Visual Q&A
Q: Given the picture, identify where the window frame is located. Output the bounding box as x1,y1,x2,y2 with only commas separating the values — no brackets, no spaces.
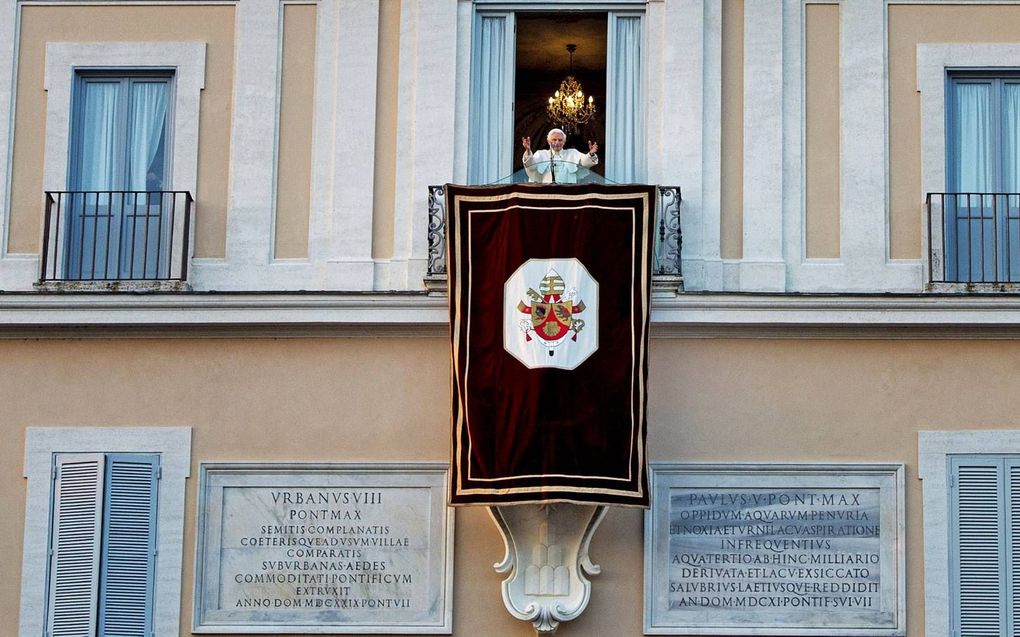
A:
919,430,1020,637
19,427,191,637
68,70,176,193
42,42,205,216
947,454,1020,636
945,71,1020,194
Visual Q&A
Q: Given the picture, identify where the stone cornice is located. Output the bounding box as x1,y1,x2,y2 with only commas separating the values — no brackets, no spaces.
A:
3,291,1020,338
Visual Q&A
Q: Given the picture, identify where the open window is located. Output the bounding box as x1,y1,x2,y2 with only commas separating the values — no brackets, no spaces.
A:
467,9,644,185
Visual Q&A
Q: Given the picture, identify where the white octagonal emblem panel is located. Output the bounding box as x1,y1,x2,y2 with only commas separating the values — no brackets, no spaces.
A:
503,258,599,370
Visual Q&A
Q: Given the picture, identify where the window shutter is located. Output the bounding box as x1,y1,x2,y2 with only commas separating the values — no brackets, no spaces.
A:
97,454,159,637
47,453,105,637
1007,459,1020,636
952,458,1006,636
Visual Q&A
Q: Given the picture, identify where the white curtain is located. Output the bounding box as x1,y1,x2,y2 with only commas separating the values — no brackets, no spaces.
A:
127,82,168,191
606,15,643,183
954,83,992,192
1005,84,1020,280
951,83,993,281
78,81,119,190
1004,84,1020,192
468,14,514,184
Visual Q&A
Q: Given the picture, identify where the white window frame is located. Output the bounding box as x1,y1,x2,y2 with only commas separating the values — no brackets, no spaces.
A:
916,44,1020,268
43,41,205,203
918,430,1020,637
19,427,192,637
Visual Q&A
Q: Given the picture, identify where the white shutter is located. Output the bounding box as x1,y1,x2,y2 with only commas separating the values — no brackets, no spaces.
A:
97,454,158,637
952,458,1006,636
47,453,105,637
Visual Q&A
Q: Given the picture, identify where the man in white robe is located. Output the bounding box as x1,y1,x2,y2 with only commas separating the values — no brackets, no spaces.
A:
522,128,599,184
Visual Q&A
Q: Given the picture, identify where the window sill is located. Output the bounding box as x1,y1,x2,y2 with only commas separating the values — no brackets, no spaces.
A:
34,280,190,293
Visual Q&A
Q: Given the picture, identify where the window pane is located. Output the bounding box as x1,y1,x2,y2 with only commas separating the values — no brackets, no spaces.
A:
1003,84,1020,193
126,81,169,192
78,81,120,191
952,82,994,192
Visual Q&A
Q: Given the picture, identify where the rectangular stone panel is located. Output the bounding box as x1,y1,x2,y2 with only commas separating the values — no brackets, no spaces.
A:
194,464,453,634
644,464,904,636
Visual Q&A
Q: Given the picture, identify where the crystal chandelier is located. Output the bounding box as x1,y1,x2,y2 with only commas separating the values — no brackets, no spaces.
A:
546,44,596,135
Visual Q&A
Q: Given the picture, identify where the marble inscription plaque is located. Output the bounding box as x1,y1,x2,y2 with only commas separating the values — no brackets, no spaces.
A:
194,464,453,634
644,464,904,636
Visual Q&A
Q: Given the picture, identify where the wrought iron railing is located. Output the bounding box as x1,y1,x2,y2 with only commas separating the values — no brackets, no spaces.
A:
41,190,194,282
425,185,683,285
927,192,1020,285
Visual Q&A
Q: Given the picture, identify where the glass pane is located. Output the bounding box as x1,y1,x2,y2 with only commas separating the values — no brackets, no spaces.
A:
952,82,994,192
1003,83,1020,193
126,81,169,192
77,81,120,191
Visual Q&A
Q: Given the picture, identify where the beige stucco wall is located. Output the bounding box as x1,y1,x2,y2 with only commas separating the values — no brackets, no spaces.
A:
6,5,235,258
371,0,401,262
805,3,840,260
720,0,744,261
274,4,317,260
888,4,1020,260
5,335,1020,634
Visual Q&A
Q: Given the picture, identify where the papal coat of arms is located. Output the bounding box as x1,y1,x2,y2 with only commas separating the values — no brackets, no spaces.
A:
516,269,586,349
503,258,599,370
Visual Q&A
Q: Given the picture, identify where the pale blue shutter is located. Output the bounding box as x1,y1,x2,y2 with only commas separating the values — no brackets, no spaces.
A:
951,457,1007,636
97,454,159,637
47,454,106,637
1007,459,1020,636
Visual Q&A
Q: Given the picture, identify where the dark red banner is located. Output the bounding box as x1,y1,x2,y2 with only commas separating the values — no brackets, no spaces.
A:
447,183,655,507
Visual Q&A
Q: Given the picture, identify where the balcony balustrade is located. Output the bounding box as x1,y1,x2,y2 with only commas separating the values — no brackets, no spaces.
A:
40,190,194,283
927,192,1020,287
426,185,682,292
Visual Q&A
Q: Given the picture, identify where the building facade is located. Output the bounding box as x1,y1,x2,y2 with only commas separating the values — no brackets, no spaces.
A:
3,0,1020,635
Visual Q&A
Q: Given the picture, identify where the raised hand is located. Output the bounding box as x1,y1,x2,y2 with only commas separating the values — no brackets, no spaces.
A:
588,140,599,154
522,136,532,152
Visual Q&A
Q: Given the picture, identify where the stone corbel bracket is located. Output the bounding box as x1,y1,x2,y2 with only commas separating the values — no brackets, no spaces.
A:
489,503,609,635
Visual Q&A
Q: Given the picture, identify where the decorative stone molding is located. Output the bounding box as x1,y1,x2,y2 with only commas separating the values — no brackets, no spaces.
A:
489,503,608,635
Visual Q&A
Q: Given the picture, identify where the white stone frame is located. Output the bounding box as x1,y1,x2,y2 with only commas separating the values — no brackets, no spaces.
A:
43,42,205,198
918,430,1020,637
916,44,1020,203
916,43,1020,285
0,0,27,290
19,426,193,637
447,0,720,293
27,41,206,287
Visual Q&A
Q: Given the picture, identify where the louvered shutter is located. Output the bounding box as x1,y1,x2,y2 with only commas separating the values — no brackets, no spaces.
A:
97,454,158,637
951,457,1007,636
1006,458,1020,636
47,453,106,637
